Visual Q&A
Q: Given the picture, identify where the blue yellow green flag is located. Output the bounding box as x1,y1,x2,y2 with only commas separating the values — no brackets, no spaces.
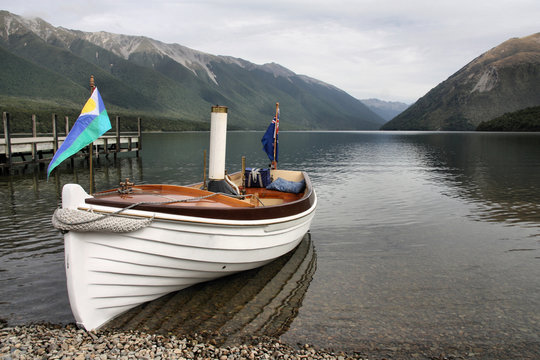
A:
47,87,111,178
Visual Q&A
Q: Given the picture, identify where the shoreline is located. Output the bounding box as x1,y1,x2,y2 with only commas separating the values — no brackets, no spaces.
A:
2,323,540,359
1,323,359,360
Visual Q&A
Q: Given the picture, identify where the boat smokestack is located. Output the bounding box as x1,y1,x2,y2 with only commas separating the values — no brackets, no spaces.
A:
208,105,228,181
207,106,237,194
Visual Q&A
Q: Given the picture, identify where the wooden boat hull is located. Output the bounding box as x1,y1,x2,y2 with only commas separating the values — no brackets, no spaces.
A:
61,174,316,330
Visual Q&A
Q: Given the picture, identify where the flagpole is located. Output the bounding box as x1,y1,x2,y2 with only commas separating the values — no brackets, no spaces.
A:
89,75,95,195
272,102,279,170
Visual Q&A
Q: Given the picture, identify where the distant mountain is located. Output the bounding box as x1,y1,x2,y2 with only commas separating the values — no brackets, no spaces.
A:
0,10,385,130
360,98,409,121
382,33,540,130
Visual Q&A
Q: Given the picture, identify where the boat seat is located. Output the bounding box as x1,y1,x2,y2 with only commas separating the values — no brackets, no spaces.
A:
243,187,303,205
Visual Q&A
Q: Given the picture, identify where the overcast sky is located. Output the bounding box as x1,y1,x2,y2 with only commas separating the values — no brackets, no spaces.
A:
2,0,539,103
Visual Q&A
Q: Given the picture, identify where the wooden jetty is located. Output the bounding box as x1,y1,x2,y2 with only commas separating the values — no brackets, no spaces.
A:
1,111,142,170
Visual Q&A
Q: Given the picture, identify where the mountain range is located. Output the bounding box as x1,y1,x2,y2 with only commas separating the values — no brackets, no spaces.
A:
360,99,409,121
383,33,540,130
0,10,385,131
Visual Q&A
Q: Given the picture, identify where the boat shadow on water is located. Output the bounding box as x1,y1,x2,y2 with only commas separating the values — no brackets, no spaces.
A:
103,233,316,346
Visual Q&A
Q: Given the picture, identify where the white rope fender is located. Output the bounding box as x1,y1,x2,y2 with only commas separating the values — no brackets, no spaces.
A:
52,208,153,233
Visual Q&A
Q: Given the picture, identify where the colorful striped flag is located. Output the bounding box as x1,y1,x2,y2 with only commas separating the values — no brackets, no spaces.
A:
47,87,111,178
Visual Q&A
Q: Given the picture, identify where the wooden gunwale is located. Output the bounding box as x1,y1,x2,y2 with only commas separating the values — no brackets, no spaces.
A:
85,172,315,221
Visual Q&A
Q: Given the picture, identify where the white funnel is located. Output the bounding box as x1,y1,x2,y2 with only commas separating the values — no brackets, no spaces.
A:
208,106,228,180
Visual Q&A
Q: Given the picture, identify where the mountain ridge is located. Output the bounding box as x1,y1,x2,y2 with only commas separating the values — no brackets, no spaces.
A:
0,10,384,130
382,33,540,130
360,98,409,121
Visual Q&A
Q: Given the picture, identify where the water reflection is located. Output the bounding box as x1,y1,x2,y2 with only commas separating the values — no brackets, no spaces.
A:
0,155,145,325
104,234,316,346
284,131,540,228
1,131,539,358
405,132,540,227
278,131,539,357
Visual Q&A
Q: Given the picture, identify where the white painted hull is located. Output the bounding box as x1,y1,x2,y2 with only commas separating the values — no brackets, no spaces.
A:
62,184,316,331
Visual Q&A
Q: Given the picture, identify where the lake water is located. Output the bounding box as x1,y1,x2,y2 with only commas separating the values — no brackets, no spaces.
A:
1,131,539,358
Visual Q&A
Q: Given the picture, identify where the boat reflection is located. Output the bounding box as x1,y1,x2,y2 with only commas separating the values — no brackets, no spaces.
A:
104,233,316,346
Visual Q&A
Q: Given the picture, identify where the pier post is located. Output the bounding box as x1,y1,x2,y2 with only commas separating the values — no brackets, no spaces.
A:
137,117,142,156
52,113,58,153
3,112,12,168
104,138,109,158
32,114,37,162
32,115,37,137
115,116,120,159
64,116,74,167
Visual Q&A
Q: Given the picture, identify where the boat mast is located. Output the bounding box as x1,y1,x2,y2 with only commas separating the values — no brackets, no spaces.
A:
272,102,279,170
89,75,95,195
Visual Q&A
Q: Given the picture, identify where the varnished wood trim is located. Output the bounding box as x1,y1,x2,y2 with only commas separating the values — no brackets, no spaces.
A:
86,172,315,221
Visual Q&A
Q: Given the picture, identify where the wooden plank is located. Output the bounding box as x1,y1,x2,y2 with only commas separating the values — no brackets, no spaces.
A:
13,136,133,149
2,112,11,166
52,113,58,153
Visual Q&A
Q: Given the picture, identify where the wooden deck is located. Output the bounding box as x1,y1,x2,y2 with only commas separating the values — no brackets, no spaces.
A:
0,135,140,165
1,112,141,169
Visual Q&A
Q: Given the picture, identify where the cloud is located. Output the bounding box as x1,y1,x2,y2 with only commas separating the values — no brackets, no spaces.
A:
2,0,540,103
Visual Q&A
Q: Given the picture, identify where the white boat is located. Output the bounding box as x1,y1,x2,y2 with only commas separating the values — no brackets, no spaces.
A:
53,105,317,331
103,233,317,346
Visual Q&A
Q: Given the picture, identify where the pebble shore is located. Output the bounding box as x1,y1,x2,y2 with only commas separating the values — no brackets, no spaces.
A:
0,323,359,360
3,323,538,359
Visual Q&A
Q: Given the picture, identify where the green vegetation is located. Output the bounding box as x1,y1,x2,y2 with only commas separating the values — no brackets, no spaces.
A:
0,11,385,131
476,106,540,131
1,99,209,134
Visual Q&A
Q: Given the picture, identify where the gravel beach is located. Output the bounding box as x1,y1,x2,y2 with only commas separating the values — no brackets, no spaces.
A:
0,323,360,360
2,322,540,359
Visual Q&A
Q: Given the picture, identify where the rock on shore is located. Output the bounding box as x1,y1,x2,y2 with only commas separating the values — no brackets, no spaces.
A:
0,323,359,359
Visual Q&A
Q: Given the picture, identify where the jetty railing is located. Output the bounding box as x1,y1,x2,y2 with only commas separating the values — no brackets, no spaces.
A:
1,111,142,170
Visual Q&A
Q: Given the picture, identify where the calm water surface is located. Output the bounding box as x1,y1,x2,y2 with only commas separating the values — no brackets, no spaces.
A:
0,131,539,357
